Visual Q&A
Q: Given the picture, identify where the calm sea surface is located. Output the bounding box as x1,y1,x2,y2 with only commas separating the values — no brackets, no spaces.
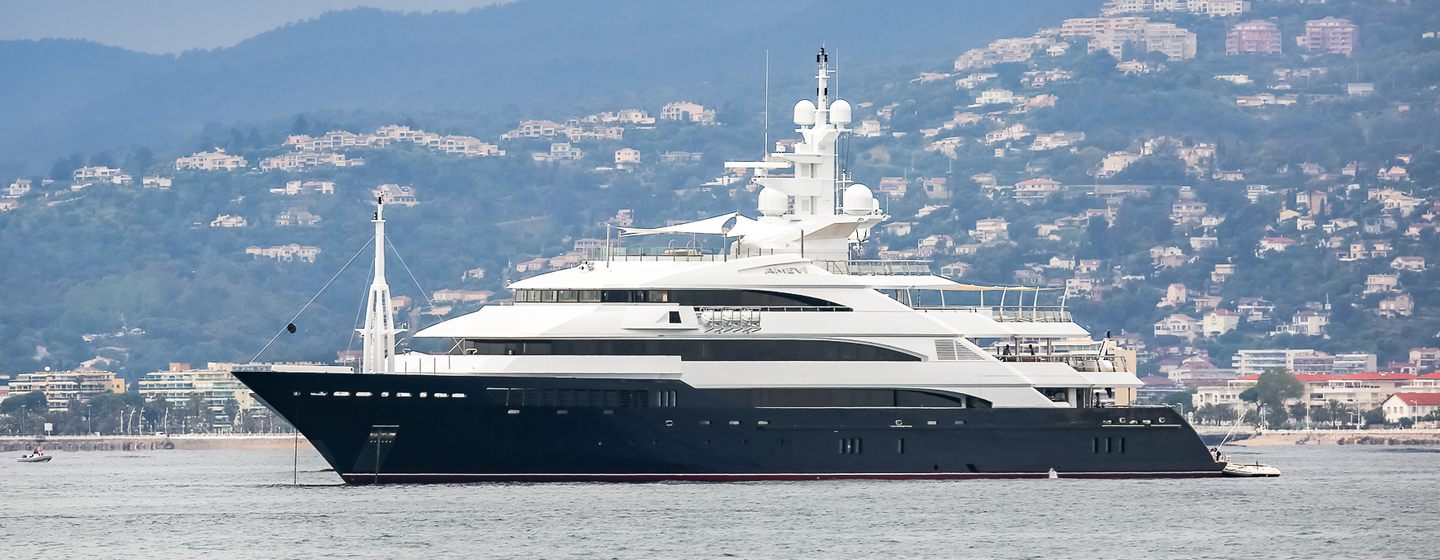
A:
2,445,1438,559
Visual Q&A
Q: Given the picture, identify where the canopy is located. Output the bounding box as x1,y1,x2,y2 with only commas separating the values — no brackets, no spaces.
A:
619,212,796,239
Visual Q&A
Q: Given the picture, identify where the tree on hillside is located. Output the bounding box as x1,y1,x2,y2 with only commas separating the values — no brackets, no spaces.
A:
1240,368,1303,428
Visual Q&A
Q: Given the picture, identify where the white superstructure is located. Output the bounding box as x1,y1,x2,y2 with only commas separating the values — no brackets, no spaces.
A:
390,49,1141,409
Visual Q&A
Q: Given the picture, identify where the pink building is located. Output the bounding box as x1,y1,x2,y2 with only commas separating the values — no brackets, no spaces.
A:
1226,20,1281,55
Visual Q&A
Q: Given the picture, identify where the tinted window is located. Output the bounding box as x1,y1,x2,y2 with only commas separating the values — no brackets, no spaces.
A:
458,338,918,361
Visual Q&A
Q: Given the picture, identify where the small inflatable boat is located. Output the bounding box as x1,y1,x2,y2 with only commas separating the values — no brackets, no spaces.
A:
17,454,52,463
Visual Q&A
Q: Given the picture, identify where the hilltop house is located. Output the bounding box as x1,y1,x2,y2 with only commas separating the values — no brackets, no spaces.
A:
614,148,641,167
209,215,247,228
1202,309,1240,337
1365,274,1400,295
1154,314,1201,341
1379,294,1415,318
246,244,320,263
270,180,335,196
374,184,418,206
1098,152,1140,177
275,208,321,227
1013,178,1061,204
175,148,247,171
968,218,1010,244
660,101,716,124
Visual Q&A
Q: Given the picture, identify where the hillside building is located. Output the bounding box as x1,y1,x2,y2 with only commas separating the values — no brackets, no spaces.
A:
1226,20,1282,55
175,148,247,171
245,244,321,263
659,101,716,125
1304,17,1357,56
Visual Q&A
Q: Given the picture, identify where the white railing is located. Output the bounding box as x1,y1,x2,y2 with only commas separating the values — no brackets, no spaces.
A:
818,259,932,276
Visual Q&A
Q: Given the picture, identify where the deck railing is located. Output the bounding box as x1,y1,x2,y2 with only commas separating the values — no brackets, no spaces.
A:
915,305,1073,322
817,259,933,276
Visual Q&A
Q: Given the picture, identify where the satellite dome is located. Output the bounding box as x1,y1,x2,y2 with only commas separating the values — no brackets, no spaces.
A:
793,99,817,125
843,183,873,216
830,99,852,125
758,187,789,216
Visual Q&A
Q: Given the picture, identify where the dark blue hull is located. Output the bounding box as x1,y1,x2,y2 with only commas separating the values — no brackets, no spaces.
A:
235,371,1225,484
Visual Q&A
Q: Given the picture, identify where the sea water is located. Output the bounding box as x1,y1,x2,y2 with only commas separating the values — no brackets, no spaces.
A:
2,445,1437,559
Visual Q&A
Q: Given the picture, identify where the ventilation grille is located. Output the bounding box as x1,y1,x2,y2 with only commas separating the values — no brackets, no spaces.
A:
934,339,987,361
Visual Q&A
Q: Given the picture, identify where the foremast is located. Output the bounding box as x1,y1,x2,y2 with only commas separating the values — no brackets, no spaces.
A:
359,197,402,373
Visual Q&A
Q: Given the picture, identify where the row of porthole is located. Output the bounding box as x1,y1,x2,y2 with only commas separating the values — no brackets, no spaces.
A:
661,419,770,427
1101,417,1164,425
298,391,467,399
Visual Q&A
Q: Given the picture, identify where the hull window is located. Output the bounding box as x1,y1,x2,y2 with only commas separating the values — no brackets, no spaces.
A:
499,388,649,408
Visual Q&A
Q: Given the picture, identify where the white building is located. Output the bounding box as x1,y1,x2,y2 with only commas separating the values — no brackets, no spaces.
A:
1202,310,1239,337
175,148,247,171
137,362,259,428
659,101,716,124
1383,392,1440,423
374,184,418,206
968,218,1010,244
1154,313,1201,340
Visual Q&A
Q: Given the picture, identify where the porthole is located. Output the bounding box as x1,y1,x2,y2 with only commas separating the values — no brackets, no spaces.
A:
453,393,467,398
292,391,300,396
728,420,740,426
381,392,390,397
435,393,449,398
556,410,569,415
507,409,520,415
664,420,674,427
926,420,937,426
355,391,373,397
420,392,429,398
397,392,412,398
757,420,769,426
333,391,351,397
699,420,712,426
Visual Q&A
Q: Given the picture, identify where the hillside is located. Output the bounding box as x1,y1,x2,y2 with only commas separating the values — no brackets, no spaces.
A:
2,0,1440,382
0,0,1100,176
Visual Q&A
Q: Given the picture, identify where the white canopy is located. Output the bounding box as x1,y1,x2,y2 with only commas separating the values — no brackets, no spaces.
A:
619,212,791,239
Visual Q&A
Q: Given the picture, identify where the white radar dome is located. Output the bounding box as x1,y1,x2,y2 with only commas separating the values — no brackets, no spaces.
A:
793,99,817,125
843,183,873,216
758,187,789,216
830,99,852,125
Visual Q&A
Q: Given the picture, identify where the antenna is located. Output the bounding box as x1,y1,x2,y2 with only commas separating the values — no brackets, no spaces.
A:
763,49,770,157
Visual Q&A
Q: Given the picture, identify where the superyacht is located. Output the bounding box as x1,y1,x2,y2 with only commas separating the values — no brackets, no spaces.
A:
235,50,1227,483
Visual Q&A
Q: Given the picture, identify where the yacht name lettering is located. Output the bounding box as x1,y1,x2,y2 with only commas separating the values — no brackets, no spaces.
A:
764,267,806,275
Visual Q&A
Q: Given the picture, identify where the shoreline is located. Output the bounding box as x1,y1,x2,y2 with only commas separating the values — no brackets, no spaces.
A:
1193,427,1440,447
1,435,314,452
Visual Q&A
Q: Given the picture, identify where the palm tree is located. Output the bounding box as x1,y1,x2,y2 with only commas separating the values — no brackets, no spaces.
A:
1325,399,1350,428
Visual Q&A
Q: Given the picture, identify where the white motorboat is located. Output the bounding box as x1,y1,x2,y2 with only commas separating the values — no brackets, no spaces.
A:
18,454,52,463
1222,462,1280,477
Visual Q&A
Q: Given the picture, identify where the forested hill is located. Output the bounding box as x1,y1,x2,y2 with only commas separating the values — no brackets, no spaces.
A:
0,0,1100,175
4,0,1440,381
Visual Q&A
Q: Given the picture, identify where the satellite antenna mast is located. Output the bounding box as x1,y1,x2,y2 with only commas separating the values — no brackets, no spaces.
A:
763,49,770,157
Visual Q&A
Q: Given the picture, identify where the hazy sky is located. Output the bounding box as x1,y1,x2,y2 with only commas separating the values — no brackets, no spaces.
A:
0,0,508,54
